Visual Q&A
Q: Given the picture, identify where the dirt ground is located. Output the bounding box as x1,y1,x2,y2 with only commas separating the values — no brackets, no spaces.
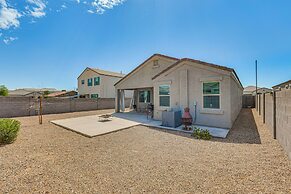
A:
0,109,290,193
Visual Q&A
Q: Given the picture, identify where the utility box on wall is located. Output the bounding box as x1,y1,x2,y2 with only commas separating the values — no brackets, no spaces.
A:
162,110,182,128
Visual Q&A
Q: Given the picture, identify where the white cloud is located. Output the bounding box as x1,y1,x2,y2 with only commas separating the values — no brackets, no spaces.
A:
0,0,22,30
26,0,47,18
3,36,18,44
89,0,125,14
0,0,127,44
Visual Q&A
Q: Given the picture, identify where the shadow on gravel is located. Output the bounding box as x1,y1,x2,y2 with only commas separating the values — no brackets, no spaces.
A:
149,108,261,144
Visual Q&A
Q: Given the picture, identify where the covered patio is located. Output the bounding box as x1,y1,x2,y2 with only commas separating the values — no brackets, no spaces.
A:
115,87,153,113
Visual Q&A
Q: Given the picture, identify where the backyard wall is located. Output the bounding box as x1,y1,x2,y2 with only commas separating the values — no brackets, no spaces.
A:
0,97,131,118
256,86,291,159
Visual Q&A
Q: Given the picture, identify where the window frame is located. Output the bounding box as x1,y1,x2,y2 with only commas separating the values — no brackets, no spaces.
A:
202,81,221,109
90,94,99,99
159,84,170,107
139,90,151,103
81,80,85,85
87,78,93,86
94,77,100,86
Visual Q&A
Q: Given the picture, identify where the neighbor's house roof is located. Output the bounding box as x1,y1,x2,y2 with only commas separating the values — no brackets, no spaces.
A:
47,90,77,97
273,80,291,89
243,86,258,94
255,87,272,94
115,53,243,89
78,67,126,79
9,88,58,96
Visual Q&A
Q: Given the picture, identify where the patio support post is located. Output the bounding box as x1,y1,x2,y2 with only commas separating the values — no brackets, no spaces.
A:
115,89,121,113
120,89,125,112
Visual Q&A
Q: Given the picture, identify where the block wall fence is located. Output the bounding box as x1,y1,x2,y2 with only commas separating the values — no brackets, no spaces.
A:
255,86,291,159
0,97,131,118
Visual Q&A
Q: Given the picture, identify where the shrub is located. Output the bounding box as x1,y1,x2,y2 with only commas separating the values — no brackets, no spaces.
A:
0,119,21,144
192,127,211,140
0,85,8,96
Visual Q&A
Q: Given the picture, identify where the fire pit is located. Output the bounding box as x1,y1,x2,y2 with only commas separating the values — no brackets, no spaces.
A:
181,107,193,131
98,114,113,122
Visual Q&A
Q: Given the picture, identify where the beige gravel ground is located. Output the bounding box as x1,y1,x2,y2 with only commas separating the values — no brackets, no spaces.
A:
0,109,290,193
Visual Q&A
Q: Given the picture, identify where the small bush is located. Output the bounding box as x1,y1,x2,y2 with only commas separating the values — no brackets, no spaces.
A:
0,85,8,96
0,119,21,144
192,127,211,140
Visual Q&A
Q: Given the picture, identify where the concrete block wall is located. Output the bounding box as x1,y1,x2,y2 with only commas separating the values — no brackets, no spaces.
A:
0,97,131,118
275,88,291,159
265,93,274,134
0,97,35,117
256,89,291,159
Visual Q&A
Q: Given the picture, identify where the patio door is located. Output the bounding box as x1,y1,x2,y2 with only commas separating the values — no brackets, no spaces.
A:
138,89,152,112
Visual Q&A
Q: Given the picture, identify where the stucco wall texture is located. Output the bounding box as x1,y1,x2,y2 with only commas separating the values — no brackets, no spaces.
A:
78,69,132,98
153,62,243,129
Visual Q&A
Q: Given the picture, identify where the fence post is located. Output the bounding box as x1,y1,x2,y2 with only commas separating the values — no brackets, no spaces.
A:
273,91,276,139
258,94,261,115
256,95,258,111
263,93,266,123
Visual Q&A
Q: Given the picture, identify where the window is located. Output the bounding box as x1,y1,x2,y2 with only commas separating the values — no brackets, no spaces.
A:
88,78,93,86
91,94,99,99
81,80,85,85
139,90,151,103
203,82,220,109
159,85,170,107
94,77,100,86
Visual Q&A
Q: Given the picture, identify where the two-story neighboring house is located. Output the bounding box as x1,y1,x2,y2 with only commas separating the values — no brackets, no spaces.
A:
78,67,131,98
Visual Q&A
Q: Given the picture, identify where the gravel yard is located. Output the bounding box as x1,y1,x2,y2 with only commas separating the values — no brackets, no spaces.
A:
0,109,290,193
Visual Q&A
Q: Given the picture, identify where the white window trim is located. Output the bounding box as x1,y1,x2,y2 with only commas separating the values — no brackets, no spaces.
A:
202,81,221,110
159,84,171,108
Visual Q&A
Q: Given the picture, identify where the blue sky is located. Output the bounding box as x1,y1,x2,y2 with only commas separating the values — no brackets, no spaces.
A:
0,0,290,90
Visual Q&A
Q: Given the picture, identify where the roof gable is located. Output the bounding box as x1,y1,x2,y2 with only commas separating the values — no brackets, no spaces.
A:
78,67,125,79
114,54,179,87
152,58,243,89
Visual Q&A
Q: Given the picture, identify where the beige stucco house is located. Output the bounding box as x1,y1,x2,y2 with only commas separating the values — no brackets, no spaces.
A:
78,67,132,99
115,54,243,129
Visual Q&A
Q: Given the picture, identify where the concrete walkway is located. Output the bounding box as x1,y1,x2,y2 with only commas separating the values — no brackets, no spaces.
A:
51,111,229,138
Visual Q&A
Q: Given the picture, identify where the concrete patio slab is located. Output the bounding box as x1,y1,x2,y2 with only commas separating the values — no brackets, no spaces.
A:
51,114,140,137
113,112,229,138
51,111,229,138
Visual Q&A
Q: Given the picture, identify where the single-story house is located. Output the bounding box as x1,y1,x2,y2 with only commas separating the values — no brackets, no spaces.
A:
78,67,132,99
115,54,243,129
